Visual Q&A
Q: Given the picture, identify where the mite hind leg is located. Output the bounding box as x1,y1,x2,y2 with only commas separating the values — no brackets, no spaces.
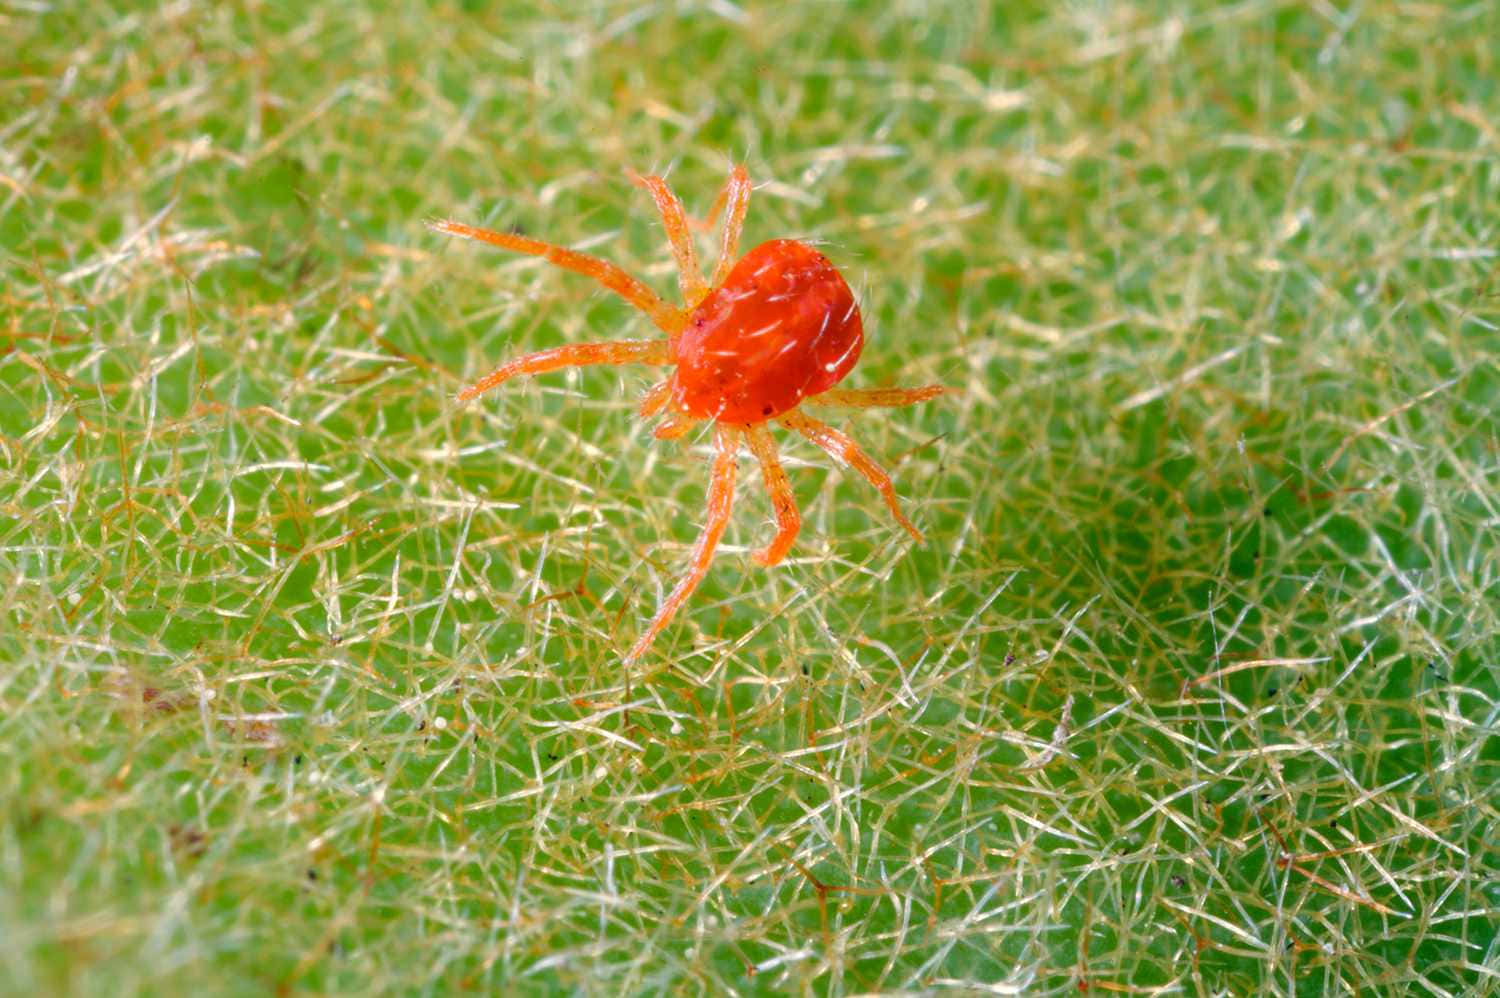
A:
809,385,948,409
744,424,801,566
626,425,740,661
779,409,923,543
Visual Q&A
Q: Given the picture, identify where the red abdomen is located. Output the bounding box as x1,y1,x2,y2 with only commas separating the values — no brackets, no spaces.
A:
672,239,863,424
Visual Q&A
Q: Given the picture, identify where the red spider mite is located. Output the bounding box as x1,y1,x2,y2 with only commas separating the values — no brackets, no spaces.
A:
429,165,947,661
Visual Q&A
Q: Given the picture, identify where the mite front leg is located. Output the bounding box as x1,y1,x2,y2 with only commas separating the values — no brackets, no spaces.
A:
428,219,685,334
630,172,708,308
708,165,752,289
457,340,672,401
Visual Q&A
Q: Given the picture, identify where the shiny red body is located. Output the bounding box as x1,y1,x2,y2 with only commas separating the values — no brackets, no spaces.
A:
672,239,864,424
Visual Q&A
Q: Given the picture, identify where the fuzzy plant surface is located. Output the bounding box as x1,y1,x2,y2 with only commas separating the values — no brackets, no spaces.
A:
2,2,1498,995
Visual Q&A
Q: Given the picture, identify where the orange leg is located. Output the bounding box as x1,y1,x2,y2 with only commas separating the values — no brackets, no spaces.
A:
428,219,684,334
744,424,800,566
779,409,923,543
708,165,752,289
810,385,948,408
639,378,698,439
653,411,699,440
630,172,708,307
639,378,673,418
693,164,738,231
457,340,671,402
626,425,739,661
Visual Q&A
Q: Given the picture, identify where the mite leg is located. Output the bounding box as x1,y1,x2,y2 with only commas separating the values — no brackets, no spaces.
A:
626,425,739,661
630,172,708,307
653,411,699,440
779,409,923,543
693,164,737,231
640,378,699,439
428,219,684,334
707,165,752,289
457,340,671,402
639,378,673,419
744,423,801,566
809,385,949,409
